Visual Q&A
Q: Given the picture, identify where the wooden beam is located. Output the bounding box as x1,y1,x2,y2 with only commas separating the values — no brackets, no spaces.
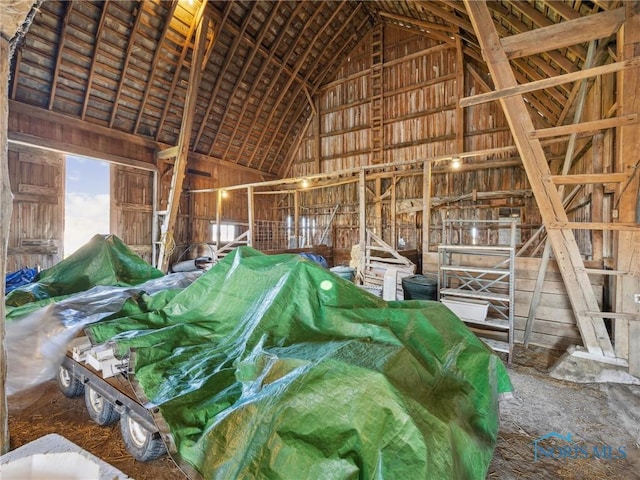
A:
157,13,209,271
359,169,366,279
133,1,178,135
155,0,208,141
497,0,587,62
551,173,627,184
460,58,640,108
8,132,156,172
501,7,625,59
108,0,145,127
157,146,179,159
10,100,157,149
81,0,110,120
1,34,12,456
314,96,321,173
489,1,580,73
464,0,615,358
455,35,464,154
615,2,640,373
48,1,73,111
247,186,254,247
530,114,638,139
294,190,299,248
549,222,640,231
201,4,280,156
422,160,432,259
192,3,244,149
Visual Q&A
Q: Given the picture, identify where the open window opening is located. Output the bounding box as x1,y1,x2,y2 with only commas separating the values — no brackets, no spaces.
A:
64,155,110,257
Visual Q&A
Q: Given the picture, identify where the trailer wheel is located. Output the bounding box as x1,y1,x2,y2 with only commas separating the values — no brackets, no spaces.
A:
84,385,120,426
120,414,166,462
57,365,84,398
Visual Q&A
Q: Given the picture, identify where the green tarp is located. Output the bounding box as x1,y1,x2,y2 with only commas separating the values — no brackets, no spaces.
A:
5,234,163,319
87,247,512,480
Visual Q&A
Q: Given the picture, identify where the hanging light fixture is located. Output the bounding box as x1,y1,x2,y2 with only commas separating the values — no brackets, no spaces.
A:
451,155,461,169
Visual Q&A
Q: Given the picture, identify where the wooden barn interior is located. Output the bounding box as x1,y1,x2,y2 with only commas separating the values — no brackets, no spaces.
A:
1,1,640,478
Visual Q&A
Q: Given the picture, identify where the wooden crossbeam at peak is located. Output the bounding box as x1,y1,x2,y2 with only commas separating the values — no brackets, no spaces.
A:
500,7,625,59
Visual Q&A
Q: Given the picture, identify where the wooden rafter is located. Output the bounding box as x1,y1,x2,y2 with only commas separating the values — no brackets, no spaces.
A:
154,0,209,141
278,16,369,177
224,4,323,166
219,8,310,88
199,4,280,155
209,2,305,159
48,0,73,111
192,2,255,149
545,1,582,21
238,3,331,168
133,0,178,135
248,2,349,170
416,1,474,35
81,0,110,120
464,0,615,358
378,12,455,45
258,3,362,172
108,0,145,128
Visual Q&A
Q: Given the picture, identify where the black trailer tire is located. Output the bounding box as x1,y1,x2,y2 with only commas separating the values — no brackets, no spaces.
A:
120,414,166,462
84,385,120,426
57,365,84,398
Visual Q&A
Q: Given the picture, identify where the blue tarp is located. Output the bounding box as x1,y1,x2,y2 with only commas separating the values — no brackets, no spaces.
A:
5,267,38,295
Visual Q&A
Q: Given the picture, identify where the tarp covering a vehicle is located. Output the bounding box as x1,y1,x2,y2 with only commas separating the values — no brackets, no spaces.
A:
86,246,512,480
5,234,163,320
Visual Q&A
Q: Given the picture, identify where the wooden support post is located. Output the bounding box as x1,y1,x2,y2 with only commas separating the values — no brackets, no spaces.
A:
294,190,299,248
375,177,382,236
314,96,321,174
592,133,604,264
455,35,465,155
215,189,222,251
422,160,432,269
465,0,615,357
1,36,11,456
247,186,254,247
524,41,597,346
359,169,366,280
157,14,209,272
390,175,397,249
615,3,640,374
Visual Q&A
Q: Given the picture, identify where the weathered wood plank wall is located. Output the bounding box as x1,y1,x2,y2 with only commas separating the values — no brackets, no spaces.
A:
6,144,64,271
111,164,154,263
285,24,619,350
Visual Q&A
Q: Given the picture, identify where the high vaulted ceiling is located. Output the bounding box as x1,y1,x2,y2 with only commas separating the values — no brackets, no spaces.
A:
8,0,622,176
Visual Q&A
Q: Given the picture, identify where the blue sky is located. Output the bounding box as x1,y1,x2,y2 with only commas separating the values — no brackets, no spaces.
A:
64,155,110,256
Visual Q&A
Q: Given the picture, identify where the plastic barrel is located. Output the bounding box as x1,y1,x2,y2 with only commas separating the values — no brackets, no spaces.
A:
401,275,437,300
330,266,355,282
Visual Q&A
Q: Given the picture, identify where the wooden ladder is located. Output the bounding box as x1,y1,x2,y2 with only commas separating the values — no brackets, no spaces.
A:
370,23,384,165
463,1,638,359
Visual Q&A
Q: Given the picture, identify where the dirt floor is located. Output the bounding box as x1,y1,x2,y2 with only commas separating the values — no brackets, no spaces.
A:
6,345,640,479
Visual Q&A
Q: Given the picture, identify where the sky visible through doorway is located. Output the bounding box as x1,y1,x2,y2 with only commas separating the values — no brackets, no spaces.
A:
64,155,110,257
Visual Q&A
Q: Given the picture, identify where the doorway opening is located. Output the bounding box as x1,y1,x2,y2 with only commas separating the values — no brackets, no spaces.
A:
64,155,110,257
